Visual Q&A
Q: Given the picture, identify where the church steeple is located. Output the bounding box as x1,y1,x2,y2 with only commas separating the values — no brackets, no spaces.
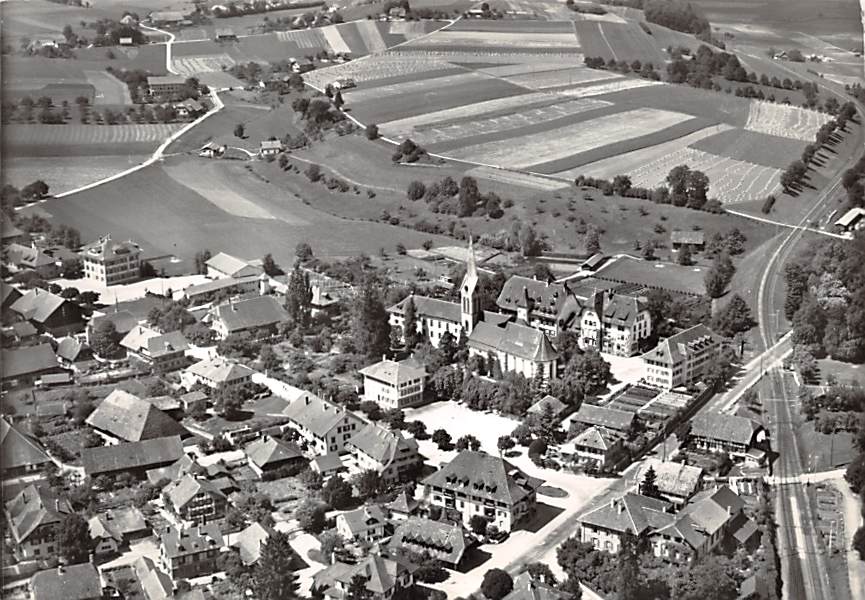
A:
461,236,480,334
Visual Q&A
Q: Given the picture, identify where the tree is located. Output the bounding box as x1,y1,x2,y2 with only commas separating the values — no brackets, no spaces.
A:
21,180,49,200
552,350,612,402
234,123,245,138
318,530,344,565
704,253,735,299
469,514,489,536
854,526,865,561
59,513,95,564
252,531,300,600
497,435,515,453
353,469,382,500
296,499,327,533
194,249,212,274
481,568,513,600
402,297,420,351
322,476,353,510
431,429,452,450
262,253,281,276
712,294,755,336
365,124,379,140
61,257,83,279
346,574,371,600
259,344,280,372
285,263,312,328
90,319,120,358
640,466,662,499
526,563,558,586
351,278,391,359
407,180,426,201
455,434,481,451
616,530,642,600
675,555,738,600
677,244,692,266
640,240,656,261
295,242,314,262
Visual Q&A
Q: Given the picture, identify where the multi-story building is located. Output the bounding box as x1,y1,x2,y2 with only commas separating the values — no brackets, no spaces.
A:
688,412,766,459
1,417,52,479
467,319,558,381
578,291,651,357
181,357,254,390
5,485,72,560
159,523,224,580
347,423,421,484
359,358,426,410
387,517,469,568
570,426,623,470
641,324,721,389
313,554,414,600
79,235,142,285
31,563,103,600
147,75,188,98
162,474,227,526
282,394,362,455
335,505,388,542
9,289,85,337
578,493,672,554
421,451,543,532
387,294,463,348
207,295,288,339
120,326,190,372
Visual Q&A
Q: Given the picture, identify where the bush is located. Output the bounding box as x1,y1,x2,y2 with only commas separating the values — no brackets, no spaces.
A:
761,194,776,214
365,124,379,140
407,180,426,201
528,438,547,458
481,569,514,600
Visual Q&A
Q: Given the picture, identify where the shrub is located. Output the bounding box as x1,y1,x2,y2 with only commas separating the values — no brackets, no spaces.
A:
365,124,379,140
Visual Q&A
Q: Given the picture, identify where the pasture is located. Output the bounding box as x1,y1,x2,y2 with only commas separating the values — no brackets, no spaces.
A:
690,128,803,169
4,124,181,156
573,20,666,65
4,155,150,195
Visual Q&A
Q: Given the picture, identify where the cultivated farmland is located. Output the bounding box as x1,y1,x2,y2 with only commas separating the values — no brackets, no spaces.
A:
408,30,581,49
4,124,181,156
743,100,833,141
503,67,623,90
302,55,456,88
559,77,665,98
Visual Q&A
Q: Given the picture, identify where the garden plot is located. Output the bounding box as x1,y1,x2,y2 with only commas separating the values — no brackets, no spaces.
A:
408,30,581,48
744,100,833,142
560,77,664,98
172,54,237,76
407,97,611,146
355,19,388,53
321,24,352,54
302,55,453,88
446,107,691,170
628,147,781,204
466,166,570,191
276,29,327,48
504,67,623,90
342,71,488,103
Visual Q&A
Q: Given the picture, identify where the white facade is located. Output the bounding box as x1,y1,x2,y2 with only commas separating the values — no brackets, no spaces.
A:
362,373,424,410
389,312,462,348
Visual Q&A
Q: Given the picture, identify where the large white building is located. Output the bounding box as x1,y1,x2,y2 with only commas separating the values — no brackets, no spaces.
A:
359,358,426,410
642,324,721,389
281,394,362,455
347,423,421,483
79,235,142,285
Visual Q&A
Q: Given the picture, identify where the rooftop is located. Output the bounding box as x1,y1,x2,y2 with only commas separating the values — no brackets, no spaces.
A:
359,358,426,386
468,320,558,363
120,326,190,358
389,516,468,565
10,289,69,324
1,417,52,472
1,344,60,380
282,394,356,437
211,295,288,333
388,294,461,324
185,356,255,384
348,423,419,467
160,523,224,559
205,252,263,278
639,459,703,499
80,235,141,262
82,435,184,476
572,403,635,432
245,436,304,469
689,412,761,446
86,389,187,442
31,563,102,600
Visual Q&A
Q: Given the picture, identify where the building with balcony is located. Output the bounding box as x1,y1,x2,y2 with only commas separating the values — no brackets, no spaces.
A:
162,474,227,526
159,523,224,581
79,235,142,285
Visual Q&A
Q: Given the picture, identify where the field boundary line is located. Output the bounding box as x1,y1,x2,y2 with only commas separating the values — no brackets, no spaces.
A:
140,24,178,74
725,208,852,240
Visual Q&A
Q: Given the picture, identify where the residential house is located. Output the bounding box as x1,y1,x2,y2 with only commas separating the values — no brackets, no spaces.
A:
527,394,567,419
468,320,558,381
79,236,142,285
834,207,865,232
578,493,673,554
335,505,388,542
86,389,187,443
162,474,227,526
148,11,185,25
689,412,767,459
388,294,463,348
347,423,421,484
1,417,52,478
313,554,415,600
129,557,174,600
244,436,305,478
359,358,426,410
259,139,284,156
198,141,226,159
388,517,469,567
571,403,635,436
570,426,624,470
87,311,138,345
31,563,103,600
386,490,419,521
148,75,187,97
89,506,149,557
55,335,90,365
120,326,190,372
310,453,346,479
146,454,196,485
578,291,651,357
10,289,85,337
4,243,58,278
421,450,543,532
5,485,72,560
1,344,65,386
638,459,703,507
504,572,573,600
159,523,225,580
182,357,255,390
1,285,23,319
282,394,363,455
205,252,264,280
208,295,288,339
1,218,26,246
180,390,209,413
82,435,184,478
642,324,721,389
670,230,706,251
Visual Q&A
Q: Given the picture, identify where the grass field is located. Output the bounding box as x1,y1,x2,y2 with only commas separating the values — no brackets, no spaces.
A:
4,124,181,156
503,66,623,90
302,55,455,87
690,128,803,169
574,20,666,65
559,77,664,98
4,155,150,195
409,30,581,49
743,101,833,142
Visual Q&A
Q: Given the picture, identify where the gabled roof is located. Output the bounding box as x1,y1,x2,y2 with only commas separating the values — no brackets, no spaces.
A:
572,426,618,452
468,321,558,363
185,356,255,384
348,423,419,468
1,344,59,379
422,451,543,507
160,523,224,559
388,517,468,565
579,493,672,536
359,358,426,386
260,140,284,150
572,403,635,432
163,474,226,511
232,522,276,565
6,484,72,544
835,207,865,228
205,252,263,278
31,563,102,600
673,485,744,541
641,324,719,366
5,243,56,269
146,454,195,485
595,292,645,327
496,276,583,319
82,435,184,476
338,505,388,536
670,230,705,245
56,336,86,362
1,417,51,472
86,389,187,442
528,394,567,416
282,394,357,437
211,295,288,333
314,554,413,596
639,459,703,499
386,490,419,515
182,274,262,299
245,436,304,469
311,453,344,473
10,289,67,323
120,326,189,358
89,506,148,541
504,572,573,600
689,412,761,446
135,557,174,600
387,294,461,324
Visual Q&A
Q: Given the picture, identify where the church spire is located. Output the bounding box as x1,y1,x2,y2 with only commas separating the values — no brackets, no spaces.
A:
460,235,480,334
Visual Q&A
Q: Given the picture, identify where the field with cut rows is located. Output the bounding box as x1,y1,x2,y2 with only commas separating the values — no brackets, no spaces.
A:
303,55,457,88
4,124,182,156
573,19,666,65
502,67,622,90
743,100,833,142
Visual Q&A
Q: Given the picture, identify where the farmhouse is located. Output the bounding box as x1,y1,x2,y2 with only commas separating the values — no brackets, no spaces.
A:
79,235,142,285
215,27,238,41
181,274,262,303
162,474,228,526
31,563,102,600
205,252,264,279
10,289,85,337
569,426,623,470
388,517,469,567
688,412,766,459
159,523,225,580
1,418,52,478
120,326,190,372
207,295,288,339
578,493,672,554
638,459,703,507
149,11,186,25
670,230,706,251
4,243,58,278
347,423,421,483
182,357,255,390
86,389,187,443
422,450,543,532
313,554,414,600
244,436,305,478
335,505,388,542
259,139,285,157
88,506,149,556
642,324,721,389
1,285,23,316
1,344,65,385
282,394,362,455
359,357,426,409
82,435,184,478
571,403,635,435
5,484,72,560
834,207,865,232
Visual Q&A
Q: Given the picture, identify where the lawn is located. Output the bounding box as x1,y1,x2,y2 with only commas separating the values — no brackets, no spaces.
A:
817,359,865,387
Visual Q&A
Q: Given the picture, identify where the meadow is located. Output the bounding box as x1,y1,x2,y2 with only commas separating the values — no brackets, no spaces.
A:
4,124,181,156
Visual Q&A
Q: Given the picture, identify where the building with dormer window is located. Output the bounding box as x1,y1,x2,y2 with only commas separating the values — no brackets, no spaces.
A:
79,235,141,285
642,324,721,389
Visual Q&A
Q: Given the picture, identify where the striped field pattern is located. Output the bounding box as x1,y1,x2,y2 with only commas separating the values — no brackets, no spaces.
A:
301,55,452,88
5,124,182,146
276,29,326,48
743,100,833,142
321,25,352,54
172,54,236,76
356,20,388,53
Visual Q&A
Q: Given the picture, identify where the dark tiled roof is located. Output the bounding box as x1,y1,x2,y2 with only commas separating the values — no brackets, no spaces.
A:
572,403,635,432
10,290,67,323
82,435,184,476
1,344,59,379
5,243,56,269
212,295,288,333
163,474,226,511
313,555,413,596
641,323,719,366
468,321,558,362
160,523,224,559
579,493,672,536
496,276,586,320
348,423,418,467
386,490,419,515
528,394,566,416
86,389,187,442
1,418,51,472
388,294,461,324
6,484,72,544
690,412,760,446
56,336,86,362
185,357,255,384
282,394,358,437
245,436,304,469
359,359,426,386
339,505,388,536
504,572,573,600
31,563,102,600
388,517,468,565
639,459,703,499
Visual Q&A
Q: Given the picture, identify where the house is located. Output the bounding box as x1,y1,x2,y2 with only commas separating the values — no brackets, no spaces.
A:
527,394,567,419
570,426,624,470
834,207,865,232
148,75,188,97
162,474,228,526
1,344,65,385
310,453,346,479
386,490,419,521
388,294,463,348
578,493,673,554
335,505,388,542
208,295,288,339
79,235,142,285
1,284,23,317
689,412,766,458
468,320,558,381
82,435,184,478
637,459,703,507
4,243,58,278
5,485,72,560
1,218,26,246
642,324,721,389
181,273,263,304
571,403,635,435
388,517,469,567
313,554,415,600
121,326,190,372
388,6,407,18
180,390,209,413
215,27,238,41
670,230,706,251
86,389,187,442
199,141,226,158
175,99,204,117
130,556,174,600
10,289,85,337
245,436,305,477
1,417,52,478
259,139,285,156
87,310,138,345
205,252,264,279
578,291,651,357
149,10,185,25
159,523,225,580
359,358,426,410
146,454,196,485
347,423,421,483
282,394,363,455
55,335,90,365
31,563,102,600
504,572,573,600
182,356,255,390
422,450,543,532
89,506,149,556
144,395,182,419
